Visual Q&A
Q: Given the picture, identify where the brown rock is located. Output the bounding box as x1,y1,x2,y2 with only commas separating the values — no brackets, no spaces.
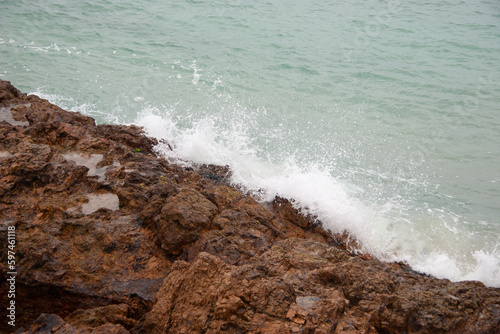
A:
18,313,130,334
143,252,297,333
204,185,243,210
0,80,499,334
65,304,137,329
0,80,25,105
0,81,173,330
142,238,500,333
153,188,218,256
96,124,157,154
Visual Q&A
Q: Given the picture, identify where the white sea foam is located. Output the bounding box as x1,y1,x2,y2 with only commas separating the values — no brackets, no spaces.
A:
190,60,202,85
136,106,500,288
21,41,63,53
409,249,500,287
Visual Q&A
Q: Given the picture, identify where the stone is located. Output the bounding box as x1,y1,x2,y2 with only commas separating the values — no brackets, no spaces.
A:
154,188,218,255
0,80,499,334
17,313,130,334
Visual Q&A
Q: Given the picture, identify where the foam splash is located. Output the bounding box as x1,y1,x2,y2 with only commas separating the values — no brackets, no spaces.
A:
410,250,500,287
136,106,500,288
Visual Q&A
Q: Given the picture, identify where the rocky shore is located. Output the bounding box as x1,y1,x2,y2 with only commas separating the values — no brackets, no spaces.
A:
0,79,499,333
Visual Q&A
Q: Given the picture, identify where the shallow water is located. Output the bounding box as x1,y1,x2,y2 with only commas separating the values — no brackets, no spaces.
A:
81,193,120,215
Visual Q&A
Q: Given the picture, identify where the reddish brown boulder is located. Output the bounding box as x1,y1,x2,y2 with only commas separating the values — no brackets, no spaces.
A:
144,239,500,334
153,188,218,256
96,124,158,155
0,80,24,105
143,252,298,333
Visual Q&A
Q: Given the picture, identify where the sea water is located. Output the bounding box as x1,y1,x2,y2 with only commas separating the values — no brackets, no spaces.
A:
1,0,499,287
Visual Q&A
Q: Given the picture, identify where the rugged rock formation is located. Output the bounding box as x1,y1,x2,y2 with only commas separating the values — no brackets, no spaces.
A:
0,80,499,333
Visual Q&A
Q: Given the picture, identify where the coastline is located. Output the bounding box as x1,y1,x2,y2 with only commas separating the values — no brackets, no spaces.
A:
0,79,499,333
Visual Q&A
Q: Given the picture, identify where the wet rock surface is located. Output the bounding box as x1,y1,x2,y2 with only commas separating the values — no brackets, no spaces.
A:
0,80,498,333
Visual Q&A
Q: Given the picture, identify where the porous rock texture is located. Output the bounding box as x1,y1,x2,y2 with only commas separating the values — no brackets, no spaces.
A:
0,80,498,333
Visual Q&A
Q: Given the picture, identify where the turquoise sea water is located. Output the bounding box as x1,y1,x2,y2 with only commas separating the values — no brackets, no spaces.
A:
1,0,499,287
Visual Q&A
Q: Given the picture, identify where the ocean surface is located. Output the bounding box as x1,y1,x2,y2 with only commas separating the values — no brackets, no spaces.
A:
1,0,499,287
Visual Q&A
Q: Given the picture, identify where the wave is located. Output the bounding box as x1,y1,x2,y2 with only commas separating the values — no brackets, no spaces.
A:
133,104,500,288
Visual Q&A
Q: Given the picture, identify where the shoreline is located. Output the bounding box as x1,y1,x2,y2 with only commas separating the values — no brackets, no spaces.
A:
0,80,499,333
